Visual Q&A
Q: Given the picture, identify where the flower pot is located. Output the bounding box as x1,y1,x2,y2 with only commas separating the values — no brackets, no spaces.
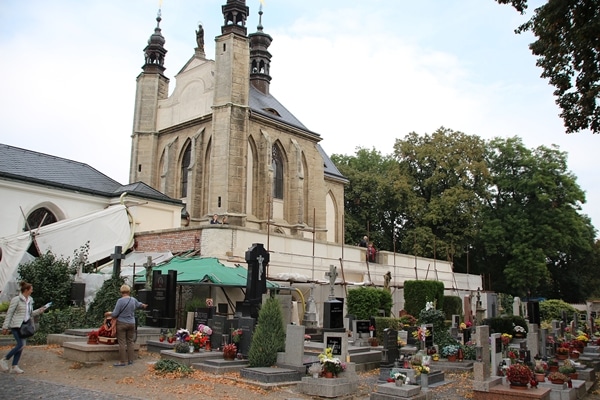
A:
569,353,579,360
159,337,165,342
189,346,194,353
323,371,334,378
535,373,546,382
395,380,404,387
550,379,564,385
556,354,568,360
548,365,559,372
447,355,457,362
205,342,212,351
510,382,529,390
420,374,428,389
312,373,319,379
569,373,578,380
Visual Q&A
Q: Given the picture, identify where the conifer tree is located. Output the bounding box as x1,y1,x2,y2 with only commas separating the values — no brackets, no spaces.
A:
247,296,286,367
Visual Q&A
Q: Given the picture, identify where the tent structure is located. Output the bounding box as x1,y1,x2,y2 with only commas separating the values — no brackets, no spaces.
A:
0,204,132,300
134,256,279,288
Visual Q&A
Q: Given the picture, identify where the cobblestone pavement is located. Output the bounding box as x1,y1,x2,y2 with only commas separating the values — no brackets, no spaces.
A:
0,374,145,400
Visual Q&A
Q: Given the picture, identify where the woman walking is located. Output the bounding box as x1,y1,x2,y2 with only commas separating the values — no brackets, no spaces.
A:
1,281,49,373
105,285,147,366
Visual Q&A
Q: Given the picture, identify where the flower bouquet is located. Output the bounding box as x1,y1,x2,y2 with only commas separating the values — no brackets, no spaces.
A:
318,347,346,376
441,344,459,358
390,371,409,385
513,325,527,337
507,350,519,360
175,328,190,343
413,364,430,375
87,330,99,344
197,324,213,336
231,328,243,343
501,333,512,347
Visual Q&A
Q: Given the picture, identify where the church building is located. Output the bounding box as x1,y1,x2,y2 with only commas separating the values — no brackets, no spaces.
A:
130,1,347,244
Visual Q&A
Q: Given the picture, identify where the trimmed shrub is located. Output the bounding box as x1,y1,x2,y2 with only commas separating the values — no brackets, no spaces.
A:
539,299,577,322
404,280,444,317
483,316,529,335
442,296,462,320
347,287,383,319
247,296,286,367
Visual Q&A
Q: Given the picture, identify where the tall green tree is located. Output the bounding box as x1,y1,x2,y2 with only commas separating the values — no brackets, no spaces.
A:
476,137,593,298
392,128,490,261
496,0,600,133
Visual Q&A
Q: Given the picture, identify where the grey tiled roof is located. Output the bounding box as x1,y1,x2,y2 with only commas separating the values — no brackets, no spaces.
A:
0,143,181,204
249,87,347,183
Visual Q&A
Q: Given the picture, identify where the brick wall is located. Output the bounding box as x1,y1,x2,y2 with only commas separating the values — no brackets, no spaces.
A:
134,228,201,253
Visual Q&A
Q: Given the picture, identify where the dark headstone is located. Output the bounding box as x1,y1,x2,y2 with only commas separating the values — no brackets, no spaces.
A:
238,317,255,357
527,301,541,325
70,282,85,306
383,328,399,367
243,243,270,318
146,269,177,328
425,324,434,348
193,307,214,328
406,326,418,345
210,315,226,349
323,298,344,329
356,320,370,335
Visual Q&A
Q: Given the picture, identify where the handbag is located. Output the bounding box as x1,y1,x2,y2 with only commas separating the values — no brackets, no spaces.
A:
19,319,36,338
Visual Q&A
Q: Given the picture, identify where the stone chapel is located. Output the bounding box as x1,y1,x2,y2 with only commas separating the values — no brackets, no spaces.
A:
129,1,347,244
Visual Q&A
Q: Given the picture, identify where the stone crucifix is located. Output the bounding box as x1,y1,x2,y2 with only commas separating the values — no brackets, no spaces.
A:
325,265,338,299
144,256,156,290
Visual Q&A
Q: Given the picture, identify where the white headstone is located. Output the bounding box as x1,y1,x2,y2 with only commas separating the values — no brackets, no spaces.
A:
513,297,521,316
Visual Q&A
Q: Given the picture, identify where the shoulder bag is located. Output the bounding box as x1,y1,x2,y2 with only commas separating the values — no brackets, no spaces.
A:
19,319,36,338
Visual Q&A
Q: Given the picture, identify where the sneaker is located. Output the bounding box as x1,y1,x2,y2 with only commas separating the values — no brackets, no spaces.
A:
0,358,8,372
10,366,24,374
128,361,133,365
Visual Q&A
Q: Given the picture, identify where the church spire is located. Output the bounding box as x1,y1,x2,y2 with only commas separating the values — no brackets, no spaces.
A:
249,3,273,94
142,9,168,74
221,0,249,36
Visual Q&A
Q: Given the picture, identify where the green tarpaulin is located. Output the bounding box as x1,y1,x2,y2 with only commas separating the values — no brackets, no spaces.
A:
134,256,278,288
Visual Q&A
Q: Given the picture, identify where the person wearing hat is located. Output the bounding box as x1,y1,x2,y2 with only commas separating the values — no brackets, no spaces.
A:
105,285,147,366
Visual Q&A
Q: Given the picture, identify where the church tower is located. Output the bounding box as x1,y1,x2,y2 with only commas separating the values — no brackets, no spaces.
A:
249,5,272,95
209,0,251,221
129,9,170,186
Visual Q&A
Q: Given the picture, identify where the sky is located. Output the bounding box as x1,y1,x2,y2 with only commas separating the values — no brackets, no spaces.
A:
1,0,598,235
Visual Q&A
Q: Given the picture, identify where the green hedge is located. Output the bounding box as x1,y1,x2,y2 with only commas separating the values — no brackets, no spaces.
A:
404,280,444,316
347,287,392,319
483,315,529,335
442,296,462,320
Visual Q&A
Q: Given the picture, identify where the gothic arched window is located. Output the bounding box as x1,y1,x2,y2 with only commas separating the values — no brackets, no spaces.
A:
180,143,191,198
272,145,283,199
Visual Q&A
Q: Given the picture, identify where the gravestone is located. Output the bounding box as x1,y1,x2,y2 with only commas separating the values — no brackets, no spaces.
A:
405,326,418,346
143,256,155,290
276,294,293,326
424,324,434,348
193,307,214,328
355,320,371,338
210,315,227,349
243,243,270,319
382,328,399,367
513,296,521,316
323,298,344,330
323,331,348,362
238,316,255,357
527,323,539,359
464,295,473,325
147,269,177,328
490,333,501,377
281,324,306,368
451,315,460,328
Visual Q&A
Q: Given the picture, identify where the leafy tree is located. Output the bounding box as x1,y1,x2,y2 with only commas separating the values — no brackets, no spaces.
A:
475,137,593,297
496,0,600,133
247,297,285,367
17,250,77,310
539,299,578,321
392,128,490,261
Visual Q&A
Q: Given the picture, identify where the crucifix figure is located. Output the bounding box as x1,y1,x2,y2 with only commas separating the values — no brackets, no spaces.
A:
110,246,126,279
257,254,264,280
144,256,156,290
325,265,338,298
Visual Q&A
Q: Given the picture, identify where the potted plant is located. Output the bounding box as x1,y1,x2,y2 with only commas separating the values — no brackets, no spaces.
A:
533,361,547,382
569,349,580,359
166,330,175,343
318,347,346,377
556,346,569,359
441,345,460,361
547,371,569,384
368,336,379,346
223,343,237,360
547,359,559,372
174,341,190,353
505,363,532,388
559,360,577,379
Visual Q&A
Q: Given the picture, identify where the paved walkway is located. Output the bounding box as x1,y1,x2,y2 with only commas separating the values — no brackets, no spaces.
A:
0,374,144,400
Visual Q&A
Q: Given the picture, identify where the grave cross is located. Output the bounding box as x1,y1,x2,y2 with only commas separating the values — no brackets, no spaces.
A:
325,265,338,298
144,256,156,290
110,246,126,279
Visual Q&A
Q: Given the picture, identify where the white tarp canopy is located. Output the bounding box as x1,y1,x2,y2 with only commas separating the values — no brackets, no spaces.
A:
0,204,132,301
